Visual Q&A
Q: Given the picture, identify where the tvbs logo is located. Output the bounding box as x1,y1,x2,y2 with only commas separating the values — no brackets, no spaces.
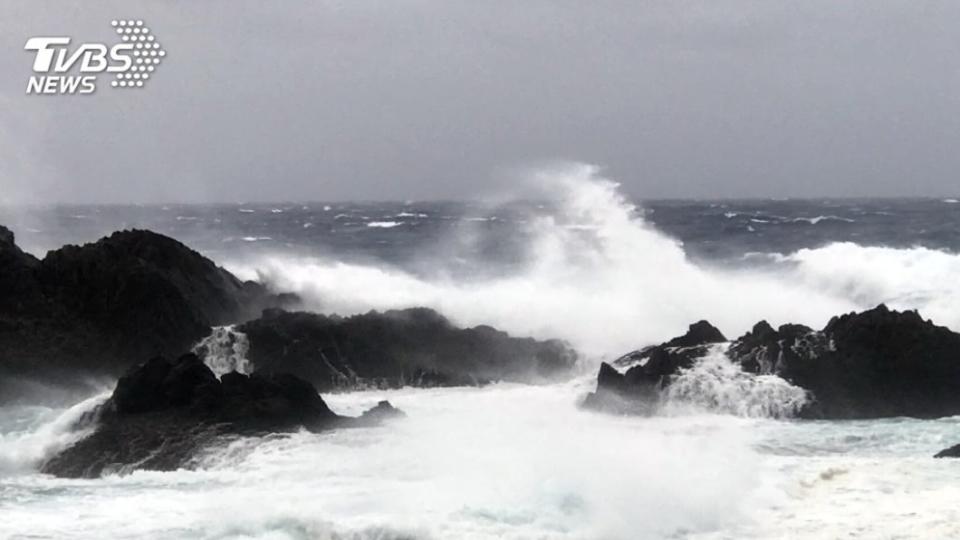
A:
25,20,165,95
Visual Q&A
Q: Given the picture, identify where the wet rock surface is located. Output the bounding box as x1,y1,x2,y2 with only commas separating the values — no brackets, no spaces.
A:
586,306,960,419
583,321,726,414
0,226,291,401
40,354,402,478
238,307,579,392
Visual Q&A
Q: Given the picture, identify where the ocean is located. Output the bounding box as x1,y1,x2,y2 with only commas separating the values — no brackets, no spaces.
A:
1,166,959,539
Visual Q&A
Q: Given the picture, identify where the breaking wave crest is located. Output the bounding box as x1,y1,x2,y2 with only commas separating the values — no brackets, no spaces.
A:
228,163,960,358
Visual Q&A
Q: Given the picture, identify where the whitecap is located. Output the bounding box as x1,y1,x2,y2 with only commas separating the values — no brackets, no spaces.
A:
791,215,855,225
367,221,403,228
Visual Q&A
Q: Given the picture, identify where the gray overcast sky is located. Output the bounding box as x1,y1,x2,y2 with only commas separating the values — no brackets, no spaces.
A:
1,1,959,204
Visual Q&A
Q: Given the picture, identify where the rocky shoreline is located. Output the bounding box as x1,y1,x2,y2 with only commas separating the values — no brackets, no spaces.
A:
41,353,404,478
584,305,960,420
0,225,578,401
1,225,579,477
5,223,960,474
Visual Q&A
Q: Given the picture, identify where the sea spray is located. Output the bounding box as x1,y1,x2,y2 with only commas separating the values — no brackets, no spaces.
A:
193,325,252,378
664,345,808,418
0,392,108,475
778,242,960,332
228,163,856,357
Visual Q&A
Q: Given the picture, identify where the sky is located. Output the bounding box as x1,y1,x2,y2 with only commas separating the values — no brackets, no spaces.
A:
1,1,959,204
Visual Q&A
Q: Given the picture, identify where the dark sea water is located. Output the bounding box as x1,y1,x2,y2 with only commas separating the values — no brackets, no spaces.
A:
4,198,960,267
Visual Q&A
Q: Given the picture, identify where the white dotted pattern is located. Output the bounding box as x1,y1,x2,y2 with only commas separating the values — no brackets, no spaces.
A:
110,19,164,90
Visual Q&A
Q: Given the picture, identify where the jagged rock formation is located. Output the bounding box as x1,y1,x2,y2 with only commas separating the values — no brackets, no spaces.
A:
40,353,403,478
0,226,291,400
585,305,960,419
728,305,960,419
582,321,726,414
238,308,578,392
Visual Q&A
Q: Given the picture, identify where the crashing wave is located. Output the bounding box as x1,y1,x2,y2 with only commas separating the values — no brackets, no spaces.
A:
665,345,808,418
0,393,108,475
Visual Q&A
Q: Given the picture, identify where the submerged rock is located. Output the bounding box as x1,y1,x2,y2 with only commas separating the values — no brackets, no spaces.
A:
41,354,403,478
586,306,960,420
238,307,578,391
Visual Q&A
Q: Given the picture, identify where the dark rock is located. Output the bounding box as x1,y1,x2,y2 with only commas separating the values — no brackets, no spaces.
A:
237,307,578,391
586,305,960,420
583,321,727,414
934,444,960,458
581,362,658,415
41,355,403,478
0,227,292,400
356,400,407,426
664,320,727,348
728,305,960,419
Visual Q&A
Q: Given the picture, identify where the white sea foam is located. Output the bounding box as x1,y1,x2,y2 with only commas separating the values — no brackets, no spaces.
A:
367,221,403,228
193,325,252,377
4,383,956,539
0,383,762,539
665,345,809,418
777,242,960,332
790,215,855,225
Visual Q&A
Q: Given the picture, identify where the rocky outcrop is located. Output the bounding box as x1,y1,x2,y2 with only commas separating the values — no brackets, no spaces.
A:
0,226,291,399
585,306,960,419
41,353,401,478
728,305,960,419
582,321,725,414
934,444,960,458
237,307,578,392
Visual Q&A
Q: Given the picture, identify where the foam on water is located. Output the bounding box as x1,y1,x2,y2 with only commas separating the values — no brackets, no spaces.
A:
0,383,763,539
3,384,957,539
